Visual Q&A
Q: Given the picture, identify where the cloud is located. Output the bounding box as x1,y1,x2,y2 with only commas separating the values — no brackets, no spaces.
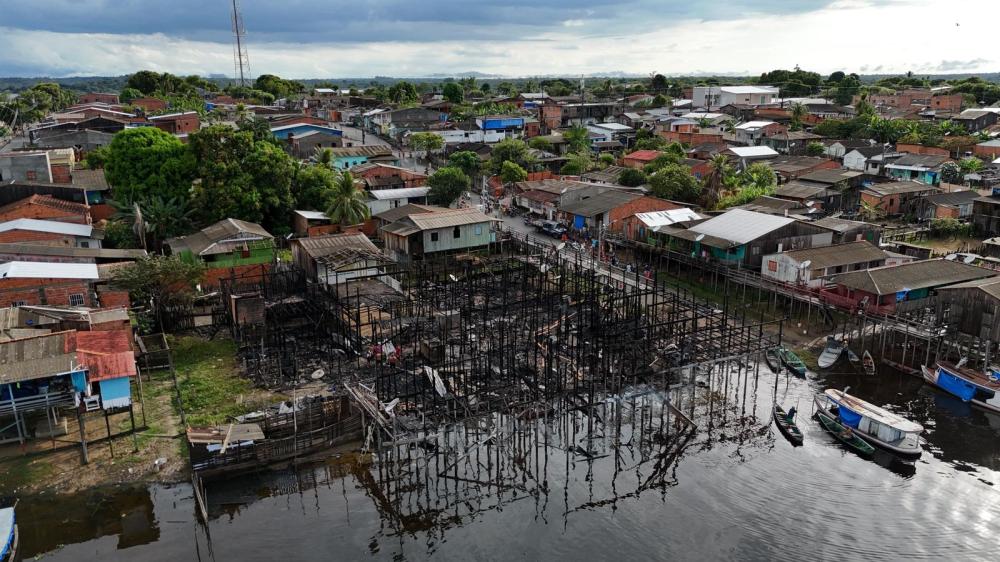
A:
0,0,995,78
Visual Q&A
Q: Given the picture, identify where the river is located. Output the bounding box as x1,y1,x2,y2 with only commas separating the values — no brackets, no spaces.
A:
11,360,1000,561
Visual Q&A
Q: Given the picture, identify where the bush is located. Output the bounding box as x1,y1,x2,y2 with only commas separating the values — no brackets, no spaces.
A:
617,168,647,187
930,217,972,238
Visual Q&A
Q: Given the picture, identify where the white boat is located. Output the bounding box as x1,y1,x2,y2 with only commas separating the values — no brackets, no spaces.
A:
817,337,844,369
0,507,16,562
921,361,1000,414
814,388,923,456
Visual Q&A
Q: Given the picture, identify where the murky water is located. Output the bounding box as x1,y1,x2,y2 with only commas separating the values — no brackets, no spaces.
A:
13,362,1000,561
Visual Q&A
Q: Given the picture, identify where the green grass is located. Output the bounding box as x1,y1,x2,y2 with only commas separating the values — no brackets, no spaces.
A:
170,336,256,427
0,455,54,494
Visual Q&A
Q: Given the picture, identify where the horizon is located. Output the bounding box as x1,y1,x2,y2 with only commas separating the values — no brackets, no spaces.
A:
0,0,996,79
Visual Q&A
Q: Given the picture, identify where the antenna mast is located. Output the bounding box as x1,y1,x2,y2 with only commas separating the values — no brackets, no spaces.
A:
231,0,251,86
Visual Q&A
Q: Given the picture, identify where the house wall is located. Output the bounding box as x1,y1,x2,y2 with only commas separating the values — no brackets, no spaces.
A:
0,279,94,307
895,144,950,157
201,263,272,289
659,130,724,146
132,98,168,112
973,143,1000,160
421,222,492,254
0,153,52,183
80,93,119,104
973,199,1000,236
843,151,868,171
0,230,99,247
937,287,1000,341
316,260,379,285
886,168,940,186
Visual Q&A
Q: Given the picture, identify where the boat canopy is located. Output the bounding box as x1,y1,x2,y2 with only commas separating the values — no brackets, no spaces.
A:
824,389,924,434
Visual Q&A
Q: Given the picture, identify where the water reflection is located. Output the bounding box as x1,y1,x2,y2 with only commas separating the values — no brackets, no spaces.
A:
14,361,1000,561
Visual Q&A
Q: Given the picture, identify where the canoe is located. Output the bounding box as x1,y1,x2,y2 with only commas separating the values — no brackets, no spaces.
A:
764,349,782,373
0,507,15,562
847,349,860,363
773,403,804,446
863,350,876,376
816,409,875,457
818,337,844,369
777,347,807,377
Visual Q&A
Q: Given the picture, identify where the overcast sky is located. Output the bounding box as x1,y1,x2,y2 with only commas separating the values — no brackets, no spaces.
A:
0,0,994,78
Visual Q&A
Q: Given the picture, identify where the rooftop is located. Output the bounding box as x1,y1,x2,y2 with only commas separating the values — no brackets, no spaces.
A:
368,187,430,200
633,208,703,231
826,258,996,295
768,241,887,270
688,208,795,245
886,153,950,169
735,120,778,130
922,190,980,207
624,149,663,162
0,218,92,237
811,216,876,234
863,181,938,197
0,261,99,280
727,146,779,159
166,218,273,257
295,232,380,260
372,203,441,223
328,146,393,158
797,169,864,185
559,189,642,217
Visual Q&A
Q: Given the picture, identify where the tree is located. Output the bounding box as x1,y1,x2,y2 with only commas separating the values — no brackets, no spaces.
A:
702,154,734,209
448,151,481,179
805,141,826,157
388,81,419,104
489,138,536,174
598,153,615,168
187,125,295,233
120,87,143,103
528,137,553,152
648,165,701,203
105,127,195,203
563,125,591,153
940,162,962,184
442,82,464,104
427,167,470,206
325,170,370,226
617,168,647,187
643,152,682,175
650,74,668,92
126,70,163,94
111,256,205,323
292,164,338,210
790,103,807,131
651,94,669,108
84,146,110,169
254,74,302,99
634,135,667,151
500,161,528,186
958,157,984,174
560,151,592,175
409,132,444,159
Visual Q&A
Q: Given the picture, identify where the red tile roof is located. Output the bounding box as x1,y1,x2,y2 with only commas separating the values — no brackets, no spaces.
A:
624,150,662,162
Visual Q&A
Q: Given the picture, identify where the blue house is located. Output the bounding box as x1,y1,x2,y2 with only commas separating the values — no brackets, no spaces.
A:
328,146,398,170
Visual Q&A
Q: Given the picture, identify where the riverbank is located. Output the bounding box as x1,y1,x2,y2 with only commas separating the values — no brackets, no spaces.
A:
0,335,286,496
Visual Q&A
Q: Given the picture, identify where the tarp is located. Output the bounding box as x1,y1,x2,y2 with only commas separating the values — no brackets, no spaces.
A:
937,368,977,402
71,370,87,392
838,405,863,428
99,376,131,409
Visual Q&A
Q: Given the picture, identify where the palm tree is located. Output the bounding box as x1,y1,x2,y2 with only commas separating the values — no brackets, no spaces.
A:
564,125,590,153
790,103,806,131
112,196,194,250
313,146,333,166
325,170,370,226
702,154,732,210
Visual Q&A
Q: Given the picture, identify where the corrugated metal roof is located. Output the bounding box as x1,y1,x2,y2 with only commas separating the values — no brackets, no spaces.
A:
559,190,641,217
688,209,795,245
372,203,442,223
0,218,92,237
767,241,886,270
407,208,495,230
735,120,777,129
0,261,99,279
368,187,430,200
296,233,379,259
937,276,1000,300
294,210,329,220
827,259,997,295
166,218,273,256
0,243,145,259
863,181,937,197
635,208,703,230
728,146,779,158
811,216,874,233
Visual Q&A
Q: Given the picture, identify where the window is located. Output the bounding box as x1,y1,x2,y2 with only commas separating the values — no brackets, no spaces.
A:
69,294,85,307
25,170,37,181
430,232,439,242
453,226,461,239
79,241,90,248
768,260,777,272
11,300,26,307
474,225,483,236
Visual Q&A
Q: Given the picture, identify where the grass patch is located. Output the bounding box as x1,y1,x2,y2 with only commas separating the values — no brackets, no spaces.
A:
170,336,256,426
0,455,54,494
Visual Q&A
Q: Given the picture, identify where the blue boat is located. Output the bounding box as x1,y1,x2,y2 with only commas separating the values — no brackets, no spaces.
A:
814,388,923,457
922,361,1000,414
0,507,16,562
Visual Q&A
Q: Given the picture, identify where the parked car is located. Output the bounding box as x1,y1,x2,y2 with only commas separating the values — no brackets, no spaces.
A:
539,221,567,237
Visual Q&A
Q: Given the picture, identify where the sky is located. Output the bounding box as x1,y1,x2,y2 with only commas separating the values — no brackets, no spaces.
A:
0,0,995,78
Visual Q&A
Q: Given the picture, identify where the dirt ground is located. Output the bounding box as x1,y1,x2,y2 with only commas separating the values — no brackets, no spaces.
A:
0,372,186,496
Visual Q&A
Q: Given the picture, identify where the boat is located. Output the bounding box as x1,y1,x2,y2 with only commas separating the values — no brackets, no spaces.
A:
921,361,1000,414
814,388,923,456
862,350,876,375
764,349,782,373
776,347,807,377
815,409,875,457
0,507,16,562
817,337,844,369
772,403,804,445
847,349,860,363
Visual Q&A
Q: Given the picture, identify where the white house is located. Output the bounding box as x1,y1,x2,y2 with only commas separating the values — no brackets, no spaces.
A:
433,128,507,145
844,147,900,173
692,86,779,109
732,120,778,145
366,187,431,215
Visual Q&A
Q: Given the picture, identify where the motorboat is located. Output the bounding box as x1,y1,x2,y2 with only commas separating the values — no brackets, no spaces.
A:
814,388,923,456
921,361,1000,414
0,507,16,562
